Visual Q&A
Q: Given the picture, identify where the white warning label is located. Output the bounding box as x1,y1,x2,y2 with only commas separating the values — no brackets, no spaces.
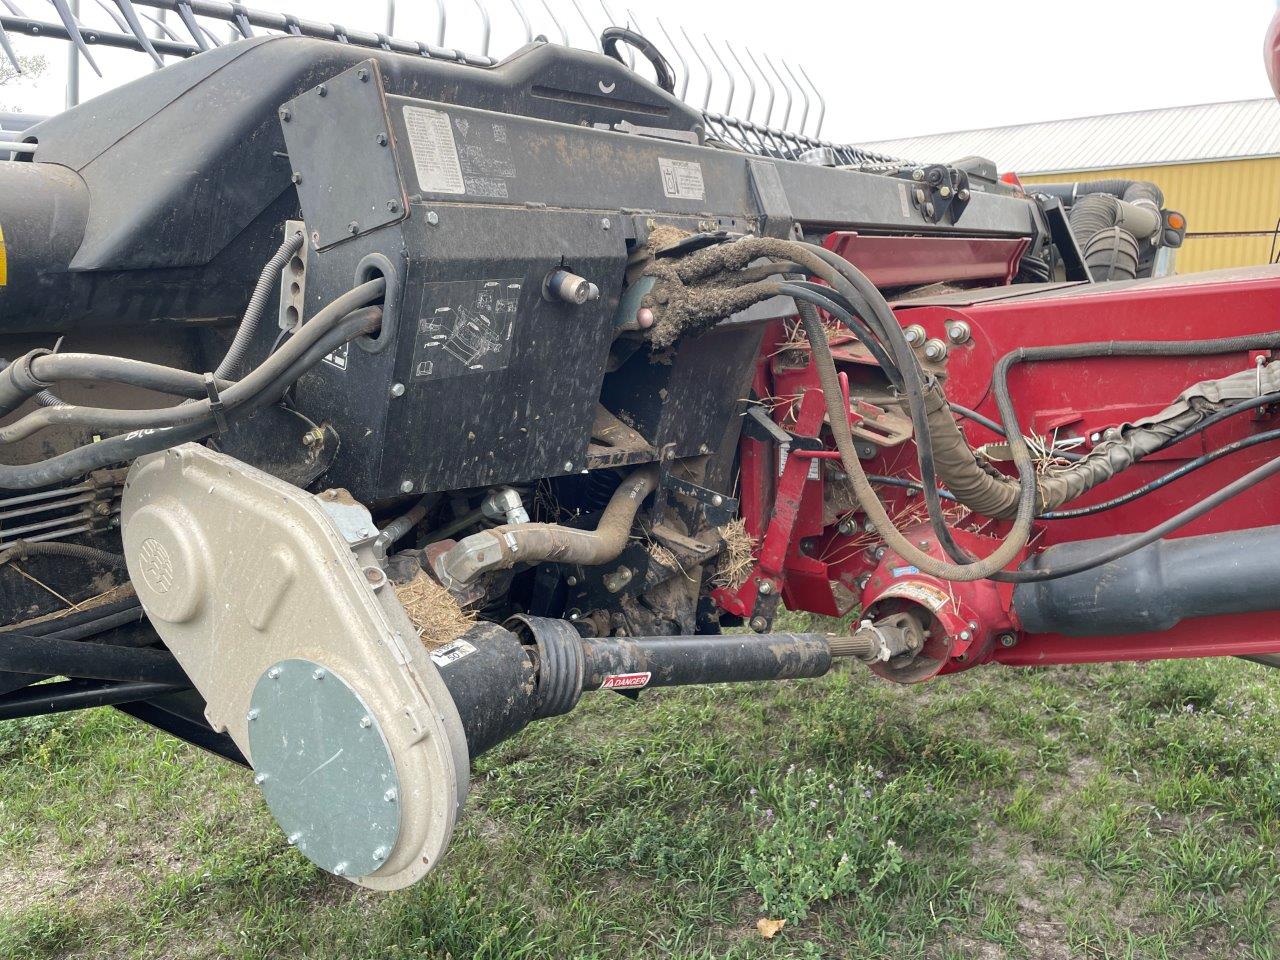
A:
430,638,476,667
658,157,706,201
403,105,466,195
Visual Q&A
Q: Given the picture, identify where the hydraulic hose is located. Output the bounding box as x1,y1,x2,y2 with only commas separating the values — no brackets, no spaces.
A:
0,280,385,443
0,304,382,489
435,466,659,585
374,495,432,557
215,230,305,381
0,352,228,418
0,540,126,569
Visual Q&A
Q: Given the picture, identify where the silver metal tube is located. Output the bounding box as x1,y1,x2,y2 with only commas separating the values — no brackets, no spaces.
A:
784,60,808,135
682,26,709,110
765,53,791,130
799,64,825,137
472,0,490,56
656,17,686,100
727,42,753,121
510,0,531,43
540,0,567,44
748,49,773,126
707,36,734,116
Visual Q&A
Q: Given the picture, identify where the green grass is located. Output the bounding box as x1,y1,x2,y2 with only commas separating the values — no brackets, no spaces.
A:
2,614,1279,959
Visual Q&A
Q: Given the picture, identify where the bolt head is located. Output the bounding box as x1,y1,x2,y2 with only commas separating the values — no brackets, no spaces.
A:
359,716,372,729
750,616,768,632
566,575,578,587
357,67,369,81
312,668,326,680
601,217,612,230
287,832,302,846
253,772,268,785
400,480,414,493
317,84,327,97
390,382,406,398
758,580,773,595
959,630,971,641
384,788,398,803
347,221,359,235
372,846,388,862
267,667,281,680
246,708,260,721
563,461,574,472
279,107,291,122
386,199,399,212
999,633,1017,648
375,133,388,146
711,494,723,507
290,172,302,184
426,210,440,225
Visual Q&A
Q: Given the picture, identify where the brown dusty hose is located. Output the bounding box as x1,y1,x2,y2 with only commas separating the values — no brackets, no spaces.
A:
435,466,660,585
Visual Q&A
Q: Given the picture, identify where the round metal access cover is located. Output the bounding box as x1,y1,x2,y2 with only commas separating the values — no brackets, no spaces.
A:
247,658,401,879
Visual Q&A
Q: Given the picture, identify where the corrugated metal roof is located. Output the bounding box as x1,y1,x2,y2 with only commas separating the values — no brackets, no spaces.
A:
855,99,1280,174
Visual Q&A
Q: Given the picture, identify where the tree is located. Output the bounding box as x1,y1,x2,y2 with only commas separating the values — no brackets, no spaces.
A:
0,52,49,113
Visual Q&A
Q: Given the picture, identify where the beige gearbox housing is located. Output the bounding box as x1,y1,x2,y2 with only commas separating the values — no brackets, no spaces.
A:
121,443,468,889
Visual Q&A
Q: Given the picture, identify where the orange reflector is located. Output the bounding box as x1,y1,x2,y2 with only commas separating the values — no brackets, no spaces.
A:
1167,212,1186,231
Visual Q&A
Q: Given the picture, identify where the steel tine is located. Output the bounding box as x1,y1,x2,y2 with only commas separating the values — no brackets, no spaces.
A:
784,60,809,135
568,0,599,52
726,42,754,122
654,18,686,99
0,21,20,74
680,26,710,110
798,63,824,138
510,0,531,43
706,36,734,117
434,0,446,46
386,0,395,34
539,0,567,44
114,0,165,64
598,0,631,66
95,0,128,32
48,0,103,76
472,0,490,57
140,10,178,42
0,1,23,15
764,53,791,131
173,1,209,51
746,49,774,127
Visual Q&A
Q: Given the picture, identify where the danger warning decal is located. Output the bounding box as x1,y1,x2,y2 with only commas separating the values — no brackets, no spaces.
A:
600,671,652,690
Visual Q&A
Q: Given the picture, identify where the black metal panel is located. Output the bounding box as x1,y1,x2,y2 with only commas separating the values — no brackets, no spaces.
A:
294,204,627,500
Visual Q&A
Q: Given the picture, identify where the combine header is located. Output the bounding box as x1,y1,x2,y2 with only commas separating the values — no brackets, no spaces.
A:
0,0,1274,888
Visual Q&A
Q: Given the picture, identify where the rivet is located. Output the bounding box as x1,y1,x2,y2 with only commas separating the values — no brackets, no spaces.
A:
390,382,406,398
384,788,398,803
426,210,440,226
400,480,414,493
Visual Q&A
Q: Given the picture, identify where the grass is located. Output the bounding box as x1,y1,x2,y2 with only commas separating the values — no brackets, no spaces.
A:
1,611,1279,959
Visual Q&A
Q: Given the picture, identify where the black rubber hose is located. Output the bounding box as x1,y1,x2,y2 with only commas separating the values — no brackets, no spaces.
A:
1,596,140,638
776,282,903,388
948,402,1084,462
1012,454,1280,583
0,280,385,443
215,229,304,381
0,678,189,720
0,540,126,569
0,630,187,684
0,305,382,489
0,353,225,418
1041,427,1280,519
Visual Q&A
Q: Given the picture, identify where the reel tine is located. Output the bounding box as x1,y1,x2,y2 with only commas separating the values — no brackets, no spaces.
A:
173,1,210,51
680,26,709,110
764,52,791,131
434,0,446,47
726,42,754,123
783,61,809,137
539,0,568,45
0,22,20,73
48,0,103,76
654,17,687,100
747,48,773,128
0,1,24,14
799,64,825,138
510,0,531,44
567,0,599,52
705,35,733,117
95,0,128,33
113,0,164,66
472,0,490,57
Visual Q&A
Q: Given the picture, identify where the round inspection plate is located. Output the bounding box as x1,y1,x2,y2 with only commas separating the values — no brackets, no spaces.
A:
248,658,400,879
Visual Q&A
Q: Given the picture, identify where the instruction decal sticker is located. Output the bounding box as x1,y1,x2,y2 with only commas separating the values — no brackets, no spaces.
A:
658,157,705,201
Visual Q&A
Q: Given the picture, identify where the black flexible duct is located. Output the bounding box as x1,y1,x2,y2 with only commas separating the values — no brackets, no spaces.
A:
0,540,126,569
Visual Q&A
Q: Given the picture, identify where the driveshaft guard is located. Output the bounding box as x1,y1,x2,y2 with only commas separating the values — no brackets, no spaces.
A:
120,443,468,889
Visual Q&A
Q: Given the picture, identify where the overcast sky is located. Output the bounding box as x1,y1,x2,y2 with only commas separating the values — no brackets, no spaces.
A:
2,0,1277,142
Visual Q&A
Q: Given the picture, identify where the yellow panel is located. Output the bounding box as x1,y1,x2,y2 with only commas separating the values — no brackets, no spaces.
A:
0,222,6,287
1024,158,1280,272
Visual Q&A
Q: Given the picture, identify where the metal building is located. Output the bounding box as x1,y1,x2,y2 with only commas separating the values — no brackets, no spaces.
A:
858,99,1280,274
